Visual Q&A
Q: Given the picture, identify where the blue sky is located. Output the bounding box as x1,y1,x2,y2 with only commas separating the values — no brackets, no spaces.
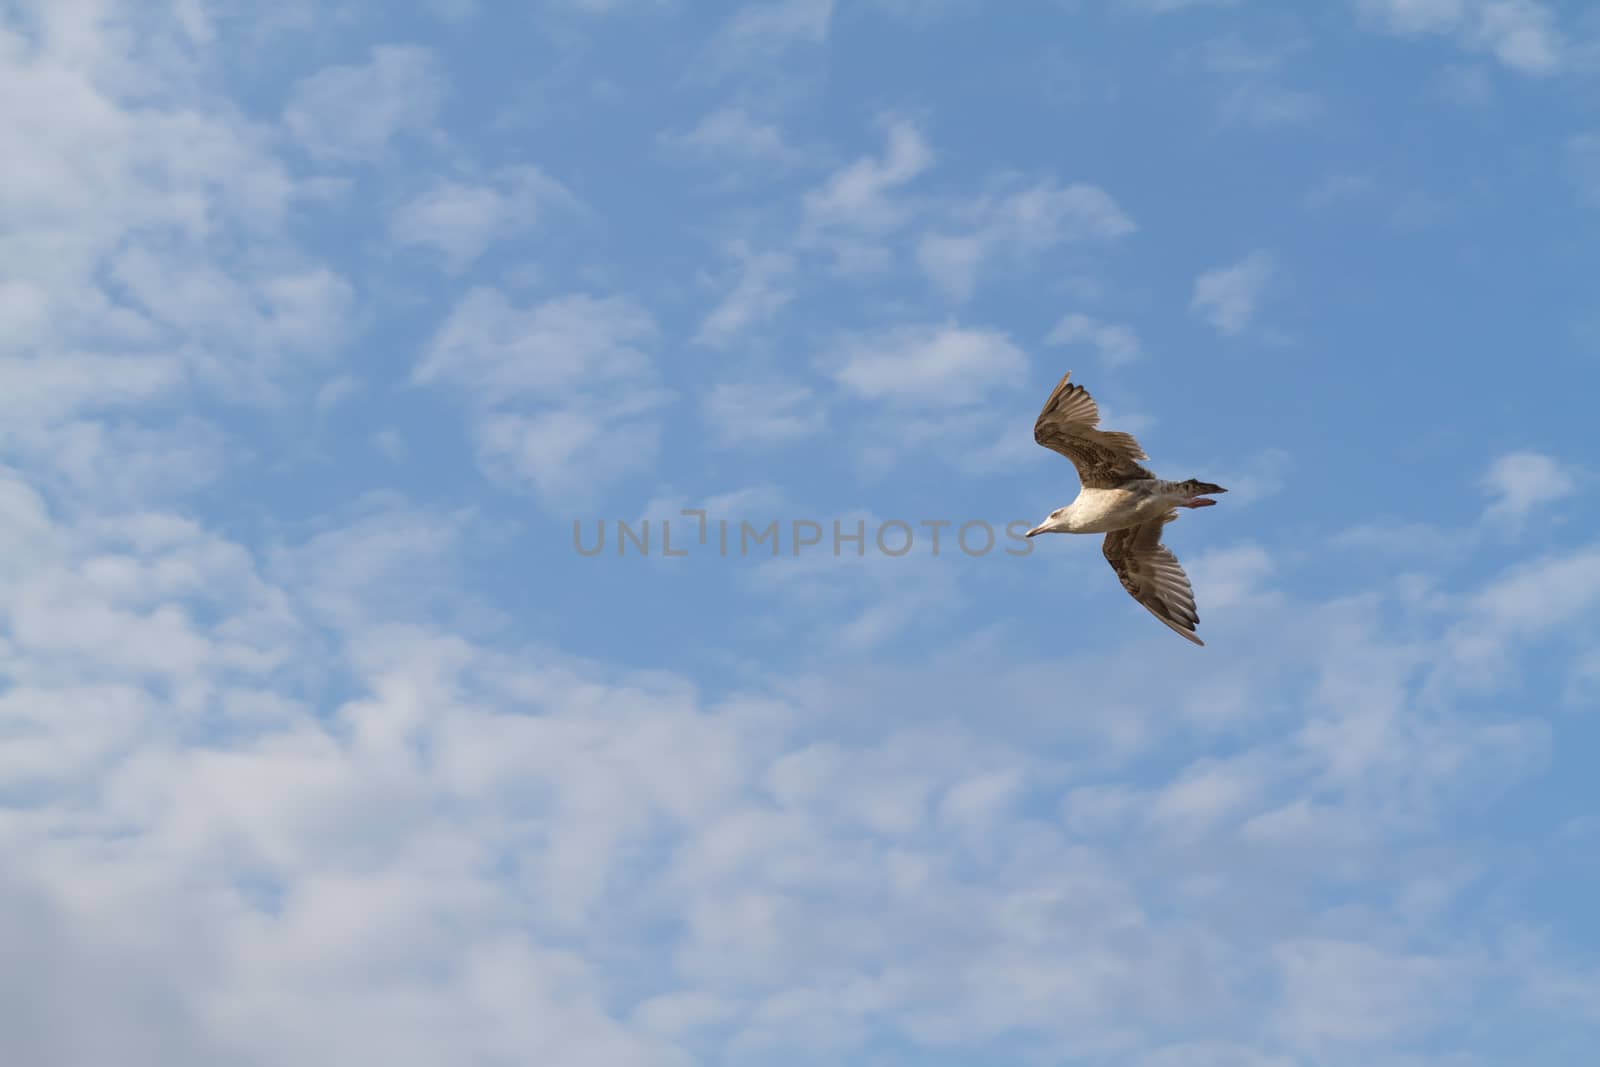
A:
3,0,1599,1064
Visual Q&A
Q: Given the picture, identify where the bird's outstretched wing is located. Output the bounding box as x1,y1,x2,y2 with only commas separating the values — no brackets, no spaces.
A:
1102,511,1203,646
1033,371,1154,488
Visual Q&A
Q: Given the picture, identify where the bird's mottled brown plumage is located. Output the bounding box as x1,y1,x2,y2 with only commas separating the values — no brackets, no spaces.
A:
1101,511,1203,646
1032,370,1155,488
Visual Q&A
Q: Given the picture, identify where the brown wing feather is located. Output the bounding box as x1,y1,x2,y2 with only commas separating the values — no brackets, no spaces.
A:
1102,512,1204,646
1033,371,1154,488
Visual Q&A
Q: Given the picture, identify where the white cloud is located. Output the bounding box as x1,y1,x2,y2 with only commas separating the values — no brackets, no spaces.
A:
795,122,1131,293
741,526,972,650
1190,250,1276,337
415,290,667,501
694,245,795,348
638,486,788,533
916,178,1134,300
269,493,477,628
1329,518,1464,559
472,407,664,501
1192,34,1324,126
0,0,350,499
1355,0,1468,34
1135,1044,1296,1067
1446,545,1600,682
1480,450,1577,528
284,45,445,160
810,322,1039,478
701,381,825,445
1209,447,1293,507
1218,82,1324,126
1045,312,1142,368
1275,939,1459,1046
702,0,835,77
3,449,1595,1063
854,399,1041,478
823,322,1028,406
1148,755,1268,832
0,13,300,356
631,991,738,1038
417,290,654,398
660,107,804,169
9,417,232,506
1466,1,1564,72
0,353,183,426
802,118,932,234
1187,543,1276,611
391,166,576,270
105,251,354,394
3,6,1596,1066
1353,0,1566,74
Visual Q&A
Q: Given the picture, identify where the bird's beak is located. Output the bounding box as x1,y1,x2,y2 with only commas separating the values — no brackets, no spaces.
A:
1025,522,1047,538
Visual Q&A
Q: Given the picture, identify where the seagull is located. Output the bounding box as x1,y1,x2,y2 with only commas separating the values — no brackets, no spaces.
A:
1024,371,1225,646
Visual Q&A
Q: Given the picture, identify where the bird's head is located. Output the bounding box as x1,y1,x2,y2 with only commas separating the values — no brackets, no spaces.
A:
1025,507,1069,538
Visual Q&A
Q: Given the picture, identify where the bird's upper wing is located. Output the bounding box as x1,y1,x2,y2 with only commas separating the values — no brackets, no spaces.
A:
1102,511,1203,646
1033,371,1154,488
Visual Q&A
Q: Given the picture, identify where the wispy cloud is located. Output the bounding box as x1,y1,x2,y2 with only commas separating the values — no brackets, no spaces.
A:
1195,34,1324,126
415,290,667,501
802,118,933,235
811,322,1040,478
417,290,653,396
1274,939,1461,1047
660,106,806,169
1190,250,1277,337
739,509,971,651
702,381,826,445
638,485,789,528
4,4,1598,1065
916,178,1135,300
1045,312,1143,368
1353,0,1566,75
700,0,835,79
1218,81,1325,126
1211,447,1293,506
391,166,577,270
694,244,795,347
823,322,1028,406
1480,450,1578,530
283,45,445,160
0,0,349,498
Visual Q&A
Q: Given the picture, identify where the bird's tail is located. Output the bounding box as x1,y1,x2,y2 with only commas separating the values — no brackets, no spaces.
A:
1174,479,1226,496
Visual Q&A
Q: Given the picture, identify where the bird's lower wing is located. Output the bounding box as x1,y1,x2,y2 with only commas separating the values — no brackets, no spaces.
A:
1102,515,1204,646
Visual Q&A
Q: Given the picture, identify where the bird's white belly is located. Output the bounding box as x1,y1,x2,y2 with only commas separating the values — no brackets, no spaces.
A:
1067,486,1162,533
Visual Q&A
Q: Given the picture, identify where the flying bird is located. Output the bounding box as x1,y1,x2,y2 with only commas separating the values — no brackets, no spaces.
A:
1025,371,1226,646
